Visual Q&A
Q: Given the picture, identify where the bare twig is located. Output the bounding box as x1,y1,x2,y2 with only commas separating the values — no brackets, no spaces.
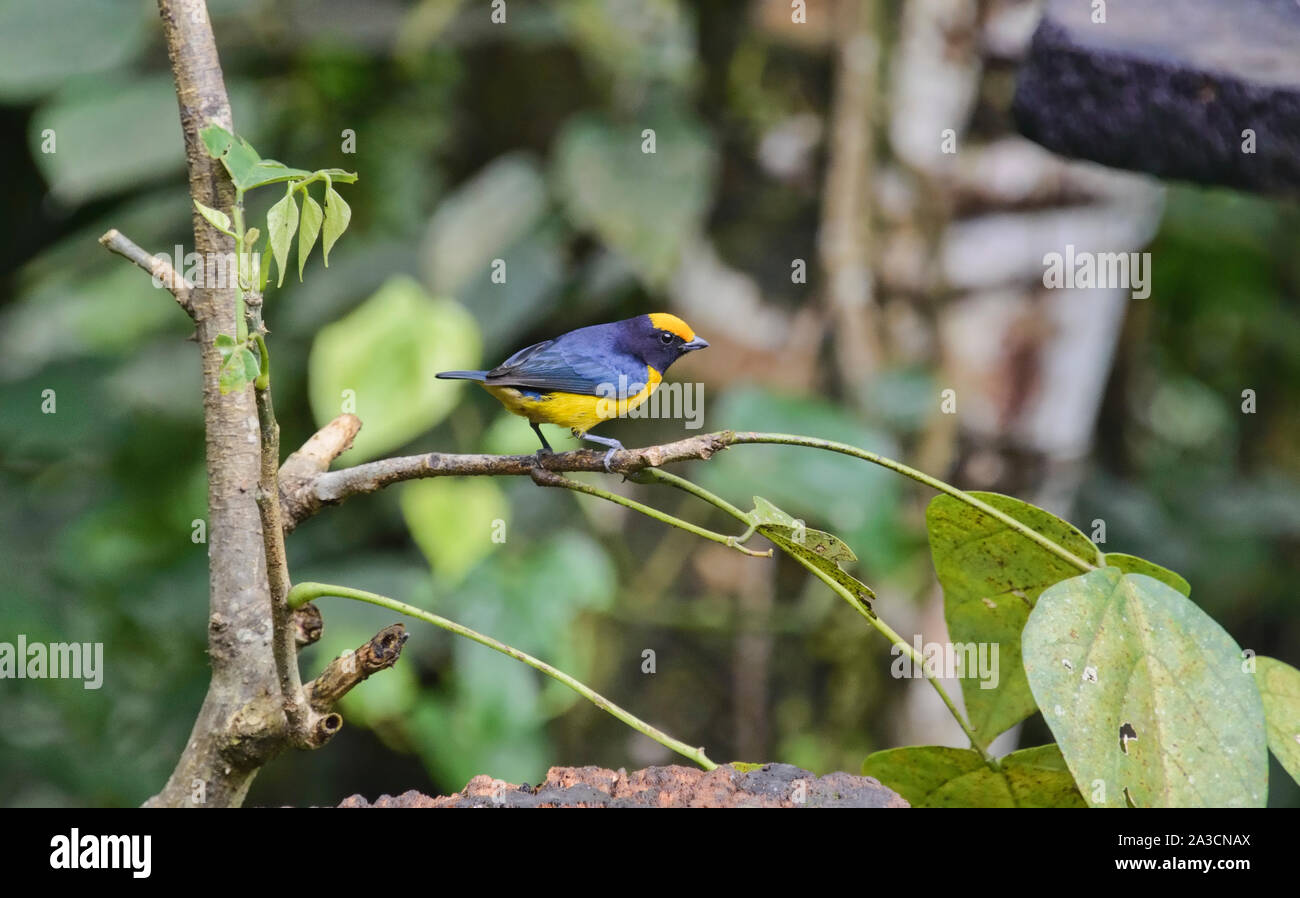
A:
98,228,195,316
304,624,408,713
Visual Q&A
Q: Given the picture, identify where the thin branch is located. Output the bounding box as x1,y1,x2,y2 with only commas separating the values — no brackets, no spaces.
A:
98,228,194,316
245,293,321,748
280,424,1097,575
278,425,732,529
529,466,770,557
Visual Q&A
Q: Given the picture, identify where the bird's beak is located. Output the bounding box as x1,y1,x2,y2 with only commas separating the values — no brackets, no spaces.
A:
682,336,709,352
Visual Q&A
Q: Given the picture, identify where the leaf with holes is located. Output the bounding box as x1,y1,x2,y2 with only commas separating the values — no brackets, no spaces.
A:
862,744,1085,808
198,122,262,189
1023,567,1267,807
1255,656,1300,787
927,492,1100,745
749,496,875,611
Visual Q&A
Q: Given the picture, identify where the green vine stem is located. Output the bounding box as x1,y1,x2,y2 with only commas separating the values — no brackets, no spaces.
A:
729,432,1096,574
286,581,718,771
532,468,770,557
231,187,248,342
641,467,994,762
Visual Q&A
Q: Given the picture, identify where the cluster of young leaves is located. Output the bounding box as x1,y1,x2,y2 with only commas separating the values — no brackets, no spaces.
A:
193,122,356,393
858,491,1300,808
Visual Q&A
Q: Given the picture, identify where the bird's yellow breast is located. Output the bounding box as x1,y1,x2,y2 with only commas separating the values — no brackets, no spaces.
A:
483,367,662,434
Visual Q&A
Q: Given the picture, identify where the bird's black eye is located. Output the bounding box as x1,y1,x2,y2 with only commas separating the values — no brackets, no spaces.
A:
660,331,674,345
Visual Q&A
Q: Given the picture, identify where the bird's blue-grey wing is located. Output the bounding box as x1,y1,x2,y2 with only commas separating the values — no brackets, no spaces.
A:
484,328,639,396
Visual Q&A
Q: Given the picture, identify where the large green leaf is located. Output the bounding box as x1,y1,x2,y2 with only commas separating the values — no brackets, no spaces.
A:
307,276,480,461
552,112,715,285
927,492,1100,745
1102,552,1191,596
34,76,186,203
424,152,548,296
1255,656,1300,787
401,478,509,586
1023,567,1268,807
862,744,1085,808
0,0,151,102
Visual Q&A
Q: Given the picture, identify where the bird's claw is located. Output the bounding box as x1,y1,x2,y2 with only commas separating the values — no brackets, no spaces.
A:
602,447,617,473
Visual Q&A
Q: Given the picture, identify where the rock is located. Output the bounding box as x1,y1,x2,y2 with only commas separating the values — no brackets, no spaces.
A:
337,763,908,808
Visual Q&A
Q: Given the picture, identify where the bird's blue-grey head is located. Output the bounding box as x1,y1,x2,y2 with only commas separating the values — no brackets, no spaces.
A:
618,313,709,373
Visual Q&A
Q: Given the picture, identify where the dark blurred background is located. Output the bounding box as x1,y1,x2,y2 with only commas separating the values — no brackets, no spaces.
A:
1,0,1296,807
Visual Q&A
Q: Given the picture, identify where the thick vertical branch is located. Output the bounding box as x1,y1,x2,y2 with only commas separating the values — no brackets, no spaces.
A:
146,0,282,808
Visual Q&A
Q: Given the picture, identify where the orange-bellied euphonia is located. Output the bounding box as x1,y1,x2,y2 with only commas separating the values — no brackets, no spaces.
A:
437,313,708,470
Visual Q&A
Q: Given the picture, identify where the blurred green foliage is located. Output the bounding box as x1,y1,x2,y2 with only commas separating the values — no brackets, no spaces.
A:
0,0,1297,807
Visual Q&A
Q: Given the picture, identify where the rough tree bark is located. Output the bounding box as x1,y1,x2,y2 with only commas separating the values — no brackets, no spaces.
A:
143,0,281,808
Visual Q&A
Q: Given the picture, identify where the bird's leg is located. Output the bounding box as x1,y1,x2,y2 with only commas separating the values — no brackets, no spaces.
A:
531,422,554,458
577,431,624,473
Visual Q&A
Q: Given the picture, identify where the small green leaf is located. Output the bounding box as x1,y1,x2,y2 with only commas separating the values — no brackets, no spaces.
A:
297,192,323,280
1101,552,1191,596
192,198,231,234
242,158,312,189
321,184,351,266
862,744,1086,808
218,351,247,394
214,333,236,360
1255,656,1300,788
1023,568,1268,807
749,495,798,528
238,346,260,384
316,167,358,183
728,762,769,773
244,226,260,246
749,496,875,611
267,190,299,288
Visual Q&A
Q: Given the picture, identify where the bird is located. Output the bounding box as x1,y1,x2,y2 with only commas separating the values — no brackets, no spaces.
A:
437,313,709,471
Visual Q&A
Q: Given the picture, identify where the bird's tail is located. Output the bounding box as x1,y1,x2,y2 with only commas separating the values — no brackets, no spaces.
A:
436,370,488,381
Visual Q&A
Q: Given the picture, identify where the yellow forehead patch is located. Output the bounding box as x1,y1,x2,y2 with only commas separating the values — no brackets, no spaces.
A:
647,312,695,341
